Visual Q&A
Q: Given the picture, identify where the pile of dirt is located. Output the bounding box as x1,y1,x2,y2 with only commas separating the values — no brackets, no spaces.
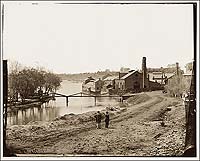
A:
6,91,186,157
7,106,123,136
54,107,123,126
127,93,151,105
55,111,97,125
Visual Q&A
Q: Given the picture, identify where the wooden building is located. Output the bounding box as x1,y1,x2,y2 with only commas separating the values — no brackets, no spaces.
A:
102,75,118,93
82,77,103,94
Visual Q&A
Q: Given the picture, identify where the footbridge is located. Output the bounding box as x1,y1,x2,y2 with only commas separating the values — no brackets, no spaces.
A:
50,92,133,106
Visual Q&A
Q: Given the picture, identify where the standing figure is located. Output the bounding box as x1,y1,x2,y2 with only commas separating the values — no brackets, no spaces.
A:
105,111,110,128
95,111,102,129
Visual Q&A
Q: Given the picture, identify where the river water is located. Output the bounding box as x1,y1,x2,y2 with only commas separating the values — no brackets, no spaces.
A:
7,80,119,126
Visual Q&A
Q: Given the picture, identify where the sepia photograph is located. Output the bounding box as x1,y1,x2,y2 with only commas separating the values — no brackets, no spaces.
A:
1,0,199,160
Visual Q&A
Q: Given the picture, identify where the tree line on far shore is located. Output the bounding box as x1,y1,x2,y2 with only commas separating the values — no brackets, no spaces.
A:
58,71,118,81
8,61,62,103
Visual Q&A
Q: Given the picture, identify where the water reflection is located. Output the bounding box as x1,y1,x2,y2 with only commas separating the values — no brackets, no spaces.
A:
7,80,120,126
7,101,59,126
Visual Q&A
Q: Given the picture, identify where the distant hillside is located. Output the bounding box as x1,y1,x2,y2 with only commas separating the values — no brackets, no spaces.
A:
57,71,119,82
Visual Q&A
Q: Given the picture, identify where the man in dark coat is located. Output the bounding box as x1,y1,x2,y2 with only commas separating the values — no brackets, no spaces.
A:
95,111,102,129
105,111,110,128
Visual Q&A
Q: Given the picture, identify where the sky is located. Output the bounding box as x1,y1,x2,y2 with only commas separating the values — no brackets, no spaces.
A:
2,1,194,74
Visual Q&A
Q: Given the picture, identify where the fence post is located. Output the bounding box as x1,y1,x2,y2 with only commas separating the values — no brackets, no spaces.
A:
66,97,68,107
94,97,97,106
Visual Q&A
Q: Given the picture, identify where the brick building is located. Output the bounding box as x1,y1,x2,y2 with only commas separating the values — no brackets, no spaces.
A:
114,57,163,93
115,70,143,93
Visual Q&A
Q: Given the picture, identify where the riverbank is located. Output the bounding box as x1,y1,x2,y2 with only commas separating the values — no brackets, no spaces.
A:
7,96,54,113
6,91,186,156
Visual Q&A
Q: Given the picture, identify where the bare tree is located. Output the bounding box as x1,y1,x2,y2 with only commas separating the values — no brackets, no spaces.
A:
165,74,191,97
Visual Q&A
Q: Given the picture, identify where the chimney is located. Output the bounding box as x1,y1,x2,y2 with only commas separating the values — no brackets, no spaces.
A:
176,62,179,75
161,67,163,73
161,67,164,84
142,57,147,89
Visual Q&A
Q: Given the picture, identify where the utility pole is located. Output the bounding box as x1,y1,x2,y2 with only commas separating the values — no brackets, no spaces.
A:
183,3,197,157
183,60,196,156
2,3,8,157
3,60,8,156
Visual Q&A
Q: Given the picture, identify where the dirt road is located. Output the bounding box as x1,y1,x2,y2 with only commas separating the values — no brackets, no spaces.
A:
6,91,186,156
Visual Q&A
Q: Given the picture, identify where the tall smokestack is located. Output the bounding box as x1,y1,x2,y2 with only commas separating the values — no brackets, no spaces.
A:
142,57,147,89
176,62,179,75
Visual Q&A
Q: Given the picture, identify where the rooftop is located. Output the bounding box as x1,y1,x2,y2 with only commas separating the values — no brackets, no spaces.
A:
148,72,175,82
120,71,137,79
